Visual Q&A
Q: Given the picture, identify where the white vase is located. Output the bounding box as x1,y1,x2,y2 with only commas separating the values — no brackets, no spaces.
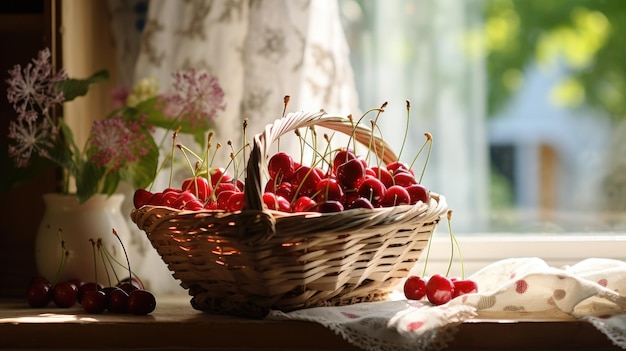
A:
35,193,132,286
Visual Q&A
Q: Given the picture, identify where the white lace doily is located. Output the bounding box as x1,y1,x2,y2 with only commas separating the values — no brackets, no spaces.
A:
266,258,626,351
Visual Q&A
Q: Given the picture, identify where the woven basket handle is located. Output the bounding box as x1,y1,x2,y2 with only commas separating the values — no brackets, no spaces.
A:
244,111,399,212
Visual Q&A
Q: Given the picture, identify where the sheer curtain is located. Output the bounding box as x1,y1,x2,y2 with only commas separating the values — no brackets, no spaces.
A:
341,0,488,233
107,0,360,294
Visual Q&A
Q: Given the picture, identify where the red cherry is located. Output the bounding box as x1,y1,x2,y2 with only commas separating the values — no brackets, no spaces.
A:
292,196,317,213
117,281,138,295
163,187,182,194
268,152,295,181
316,200,344,213
393,172,418,187
213,182,238,197
314,178,345,203
292,166,322,198
357,177,386,206
234,179,245,192
118,277,144,291
266,181,295,202
77,282,104,304
343,190,360,207
387,161,412,174
160,190,179,207
107,287,130,313
209,167,232,186
82,290,107,314
333,149,366,173
332,149,357,175
204,200,218,210
381,185,411,207
226,191,246,211
128,289,157,315
101,286,117,307
147,192,165,206
181,176,212,202
262,192,291,212
216,190,236,210
404,275,427,300
171,191,199,209
406,184,430,205
133,189,153,208
275,182,295,202
52,281,78,308
347,197,375,210
264,178,278,193
336,158,366,189
426,274,455,305
183,199,204,211
27,277,52,308
371,166,394,188
452,279,478,298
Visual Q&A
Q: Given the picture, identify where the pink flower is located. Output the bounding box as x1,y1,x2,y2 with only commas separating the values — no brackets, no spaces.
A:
7,109,58,167
163,68,226,128
6,48,67,114
110,87,131,109
88,115,154,171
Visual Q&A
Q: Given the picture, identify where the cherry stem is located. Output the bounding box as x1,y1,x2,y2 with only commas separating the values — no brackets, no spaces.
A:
295,129,305,165
206,143,223,187
52,228,68,286
289,156,326,206
346,105,386,158
397,100,410,162
226,141,239,181
204,132,214,170
448,210,465,279
100,241,146,288
297,135,332,170
242,118,248,172
97,239,114,286
369,121,386,168
208,150,239,202
408,133,433,184
282,95,290,117
446,226,454,278
112,228,132,285
168,127,181,188
309,126,318,166
89,239,98,284
98,238,122,285
419,133,433,184
421,230,433,278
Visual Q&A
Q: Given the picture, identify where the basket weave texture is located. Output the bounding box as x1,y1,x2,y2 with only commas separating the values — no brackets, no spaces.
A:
131,111,448,318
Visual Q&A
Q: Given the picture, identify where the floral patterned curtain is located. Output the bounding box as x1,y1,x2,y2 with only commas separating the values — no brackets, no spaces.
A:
107,0,360,293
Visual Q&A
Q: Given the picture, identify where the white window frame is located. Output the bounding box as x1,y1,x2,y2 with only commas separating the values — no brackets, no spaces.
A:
421,234,626,277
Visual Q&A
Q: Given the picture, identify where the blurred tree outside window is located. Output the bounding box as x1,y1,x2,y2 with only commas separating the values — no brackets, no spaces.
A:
340,0,626,234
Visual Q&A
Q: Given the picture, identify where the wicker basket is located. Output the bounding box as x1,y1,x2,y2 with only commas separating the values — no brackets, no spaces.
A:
131,110,448,318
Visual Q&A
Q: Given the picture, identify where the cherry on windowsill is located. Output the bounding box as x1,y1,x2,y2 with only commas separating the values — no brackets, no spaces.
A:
52,281,78,308
128,289,156,315
27,277,52,308
82,290,106,314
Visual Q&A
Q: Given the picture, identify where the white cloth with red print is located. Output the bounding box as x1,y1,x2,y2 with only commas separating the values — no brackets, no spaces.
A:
266,257,626,351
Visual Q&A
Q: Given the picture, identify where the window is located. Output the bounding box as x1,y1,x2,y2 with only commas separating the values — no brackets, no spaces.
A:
338,0,626,274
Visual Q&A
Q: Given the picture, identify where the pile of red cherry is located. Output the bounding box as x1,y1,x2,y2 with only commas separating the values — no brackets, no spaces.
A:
403,274,478,305
26,275,156,315
133,149,431,213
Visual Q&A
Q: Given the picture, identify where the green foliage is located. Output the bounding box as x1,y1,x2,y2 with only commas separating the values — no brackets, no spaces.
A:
130,98,208,148
483,0,626,119
55,70,110,102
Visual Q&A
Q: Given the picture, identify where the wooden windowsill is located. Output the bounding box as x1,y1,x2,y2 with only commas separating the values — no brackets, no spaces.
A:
0,295,620,351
